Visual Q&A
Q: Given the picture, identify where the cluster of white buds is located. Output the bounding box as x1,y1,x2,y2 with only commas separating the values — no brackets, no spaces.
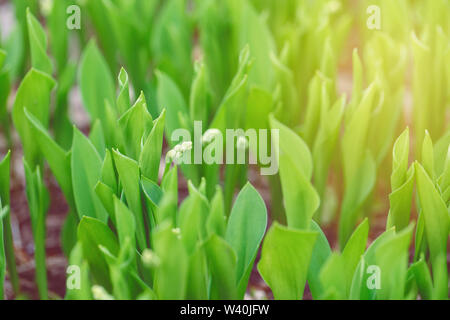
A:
202,129,221,145
236,135,249,150
165,141,192,164
141,249,161,268
91,285,114,300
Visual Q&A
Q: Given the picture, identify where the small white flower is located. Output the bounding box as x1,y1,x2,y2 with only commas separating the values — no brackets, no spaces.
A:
141,249,161,268
174,144,183,152
181,141,192,151
40,0,54,16
252,289,267,300
92,285,114,300
202,129,221,144
166,141,192,165
165,149,176,163
165,140,193,165
236,136,248,150
171,227,182,239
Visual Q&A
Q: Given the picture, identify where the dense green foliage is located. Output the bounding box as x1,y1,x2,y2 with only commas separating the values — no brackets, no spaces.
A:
0,0,448,300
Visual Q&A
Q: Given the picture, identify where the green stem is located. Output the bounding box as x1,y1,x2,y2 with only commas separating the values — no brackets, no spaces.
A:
268,174,286,225
34,212,48,300
224,164,240,215
3,213,20,295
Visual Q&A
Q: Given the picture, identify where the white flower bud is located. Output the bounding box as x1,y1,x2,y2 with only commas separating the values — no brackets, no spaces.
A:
252,289,267,300
174,144,183,152
92,285,114,300
236,136,248,150
202,129,221,144
40,0,54,16
165,149,176,163
181,141,192,151
141,249,161,268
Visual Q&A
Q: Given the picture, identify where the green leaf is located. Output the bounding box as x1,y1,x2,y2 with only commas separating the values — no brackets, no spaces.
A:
23,161,49,299
0,151,10,206
339,151,376,248
61,210,78,257
312,93,345,202
102,0,149,93
196,0,235,100
204,234,238,300
319,253,346,299
437,145,450,204
47,0,69,72
210,46,251,133
258,223,318,300
141,175,163,224
151,0,193,95
422,131,435,180
342,83,378,185
387,128,415,231
112,149,147,250
185,246,208,300
153,224,188,299
78,217,119,290
271,49,300,128
12,69,55,165
178,181,209,254
0,204,7,299
206,186,227,238
415,161,449,298
434,130,450,176
118,92,153,160
79,41,115,122
235,1,275,90
189,62,212,124
117,67,131,115
302,72,332,146
94,181,116,224
225,182,267,298
26,9,53,74
113,197,136,251
101,241,153,300
0,51,10,145
157,166,178,225
270,114,319,229
89,120,106,159
415,161,448,261
375,224,414,299
3,26,25,80
71,127,108,222
25,109,75,210
409,258,433,300
307,220,332,299
0,49,6,68
100,149,118,194
65,243,92,300
349,228,396,300
341,218,369,296
245,87,273,132
0,152,10,298
139,109,165,182
0,151,19,295
155,70,190,142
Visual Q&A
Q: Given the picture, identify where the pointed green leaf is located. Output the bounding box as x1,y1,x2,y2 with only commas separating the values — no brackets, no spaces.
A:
258,223,318,300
